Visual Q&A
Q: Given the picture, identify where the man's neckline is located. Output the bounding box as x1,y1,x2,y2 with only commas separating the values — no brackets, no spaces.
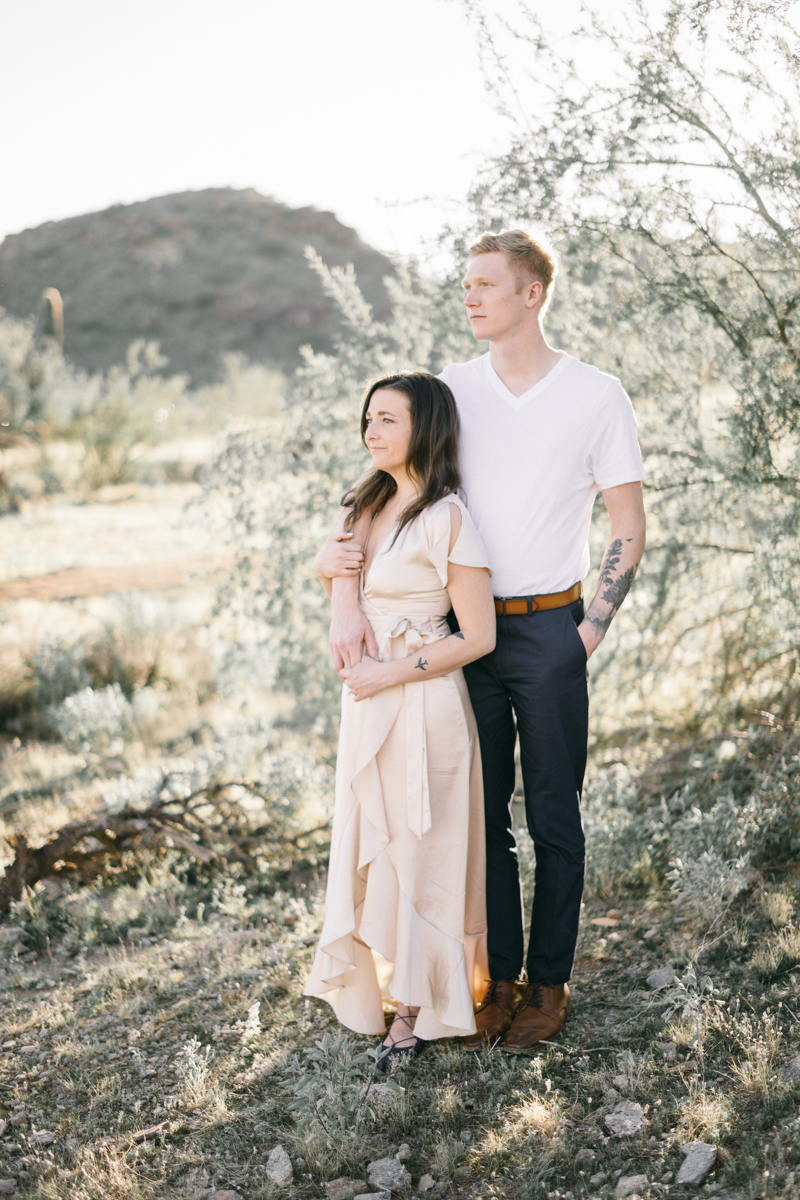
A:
483,351,572,409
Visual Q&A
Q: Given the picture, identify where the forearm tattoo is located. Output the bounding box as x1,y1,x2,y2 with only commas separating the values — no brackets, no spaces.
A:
585,538,639,634
412,633,462,674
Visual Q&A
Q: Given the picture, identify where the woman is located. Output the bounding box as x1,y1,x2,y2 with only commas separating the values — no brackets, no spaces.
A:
304,372,496,1066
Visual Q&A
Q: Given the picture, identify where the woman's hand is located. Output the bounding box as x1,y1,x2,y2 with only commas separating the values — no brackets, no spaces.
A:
339,655,394,702
314,532,364,580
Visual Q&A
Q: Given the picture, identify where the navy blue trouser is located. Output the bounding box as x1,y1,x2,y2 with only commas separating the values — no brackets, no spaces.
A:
458,598,589,984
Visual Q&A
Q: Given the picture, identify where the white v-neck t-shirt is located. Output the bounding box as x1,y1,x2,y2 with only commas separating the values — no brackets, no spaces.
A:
438,352,645,597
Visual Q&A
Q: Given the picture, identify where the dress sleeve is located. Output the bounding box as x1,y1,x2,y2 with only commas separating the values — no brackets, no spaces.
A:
426,497,492,587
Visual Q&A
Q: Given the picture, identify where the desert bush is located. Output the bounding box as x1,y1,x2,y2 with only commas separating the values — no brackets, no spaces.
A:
29,635,92,709
281,1034,399,1148
449,0,800,730
47,682,161,749
175,1036,214,1102
0,314,193,492
14,593,217,740
570,723,799,917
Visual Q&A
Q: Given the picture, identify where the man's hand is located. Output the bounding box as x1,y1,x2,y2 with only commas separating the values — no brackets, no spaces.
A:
576,619,605,660
314,532,364,581
339,655,393,702
329,593,380,670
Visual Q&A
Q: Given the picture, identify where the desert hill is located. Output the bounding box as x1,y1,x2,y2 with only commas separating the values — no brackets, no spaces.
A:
0,188,394,382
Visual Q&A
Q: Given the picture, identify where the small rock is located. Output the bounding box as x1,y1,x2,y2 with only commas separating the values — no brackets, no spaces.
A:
676,1142,717,1186
367,1157,412,1191
574,1148,596,1166
418,1176,436,1193
589,1174,607,1186
616,1175,648,1197
19,1045,37,1055
209,1192,244,1200
127,926,147,941
643,927,659,939
28,1131,56,1146
324,1181,370,1200
266,1143,293,1187
647,966,676,989
784,1053,800,1082
659,1173,673,1184
370,1193,391,1200
604,1101,646,1138
396,1143,411,1162
603,1086,620,1103
612,1074,629,1090
0,1123,5,1137
0,1183,15,1196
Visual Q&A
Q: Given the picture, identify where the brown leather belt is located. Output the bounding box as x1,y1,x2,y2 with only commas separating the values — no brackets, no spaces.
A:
494,582,583,616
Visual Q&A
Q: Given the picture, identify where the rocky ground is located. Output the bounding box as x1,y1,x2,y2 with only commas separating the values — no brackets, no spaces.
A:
2,835,799,1200
0,436,797,1200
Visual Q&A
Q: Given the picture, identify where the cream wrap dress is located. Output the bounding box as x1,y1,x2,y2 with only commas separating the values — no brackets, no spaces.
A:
304,495,491,1040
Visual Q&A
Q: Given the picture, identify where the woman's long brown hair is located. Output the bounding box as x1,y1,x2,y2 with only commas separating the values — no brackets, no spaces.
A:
343,372,460,542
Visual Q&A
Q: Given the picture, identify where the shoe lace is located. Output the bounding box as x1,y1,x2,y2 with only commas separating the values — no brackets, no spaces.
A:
523,982,546,1010
476,980,505,1013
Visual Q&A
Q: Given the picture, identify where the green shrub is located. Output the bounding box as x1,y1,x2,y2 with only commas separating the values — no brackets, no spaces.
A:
281,1034,400,1148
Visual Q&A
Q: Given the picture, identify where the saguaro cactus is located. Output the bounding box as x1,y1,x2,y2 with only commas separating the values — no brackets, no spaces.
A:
36,287,64,349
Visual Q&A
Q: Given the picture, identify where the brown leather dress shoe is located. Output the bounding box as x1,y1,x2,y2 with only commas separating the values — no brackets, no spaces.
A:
504,981,571,1054
463,979,525,1050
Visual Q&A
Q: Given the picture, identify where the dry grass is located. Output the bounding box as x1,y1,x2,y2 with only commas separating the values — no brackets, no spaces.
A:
1,602,799,1197
750,927,800,982
676,1080,733,1142
2,835,800,1199
761,889,795,930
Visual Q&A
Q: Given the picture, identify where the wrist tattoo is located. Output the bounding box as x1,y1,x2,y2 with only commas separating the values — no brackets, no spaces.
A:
587,540,639,633
586,611,612,634
415,657,428,671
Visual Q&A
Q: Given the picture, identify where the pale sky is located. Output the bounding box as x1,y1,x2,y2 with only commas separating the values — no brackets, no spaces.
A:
1,0,511,263
3,1,784,264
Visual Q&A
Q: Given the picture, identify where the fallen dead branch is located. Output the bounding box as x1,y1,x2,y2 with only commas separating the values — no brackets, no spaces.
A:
0,776,330,908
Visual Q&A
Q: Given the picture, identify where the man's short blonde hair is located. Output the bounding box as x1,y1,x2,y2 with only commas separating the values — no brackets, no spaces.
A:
469,229,558,311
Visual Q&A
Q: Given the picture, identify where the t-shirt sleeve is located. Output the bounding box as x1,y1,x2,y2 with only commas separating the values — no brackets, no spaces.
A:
588,378,646,490
426,498,492,587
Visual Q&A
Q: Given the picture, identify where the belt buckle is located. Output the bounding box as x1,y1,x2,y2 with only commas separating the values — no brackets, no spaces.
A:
528,596,539,614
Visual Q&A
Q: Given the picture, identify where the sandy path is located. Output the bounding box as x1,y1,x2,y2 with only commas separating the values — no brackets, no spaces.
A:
0,484,231,600
0,553,233,601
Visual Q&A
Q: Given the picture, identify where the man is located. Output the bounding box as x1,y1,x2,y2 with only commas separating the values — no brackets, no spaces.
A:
315,229,646,1052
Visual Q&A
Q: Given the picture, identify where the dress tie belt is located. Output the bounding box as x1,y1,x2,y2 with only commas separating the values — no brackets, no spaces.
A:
381,613,449,841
